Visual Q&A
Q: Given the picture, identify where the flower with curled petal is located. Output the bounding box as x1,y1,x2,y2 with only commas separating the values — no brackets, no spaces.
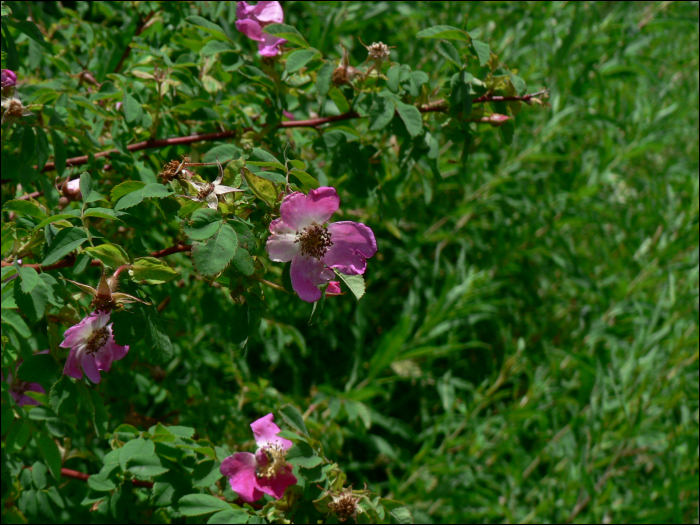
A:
181,159,243,210
220,413,297,503
235,1,287,57
266,187,377,303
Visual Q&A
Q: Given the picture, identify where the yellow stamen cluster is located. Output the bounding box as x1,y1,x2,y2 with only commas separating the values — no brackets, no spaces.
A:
86,327,109,355
255,443,287,479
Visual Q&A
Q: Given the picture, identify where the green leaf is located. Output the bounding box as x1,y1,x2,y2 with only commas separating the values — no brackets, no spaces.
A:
2,309,31,338
123,93,143,124
208,509,249,524
14,277,47,323
470,39,491,67
287,441,323,469
290,169,320,189
252,170,287,184
31,461,48,490
111,181,146,203
83,207,121,220
114,183,173,211
178,494,231,516
186,16,231,43
87,473,117,492
90,388,109,437
35,127,50,171
203,144,241,164
79,172,92,202
2,199,47,219
183,208,223,241
41,227,88,266
128,454,169,479
286,48,318,74
316,61,334,96
200,40,236,56
192,459,222,488
145,307,174,365
335,271,366,300
49,129,66,176
328,87,350,113
242,167,279,208
111,309,147,347
19,266,39,294
2,23,19,70
263,23,309,48
369,96,396,131
437,40,461,67
84,243,130,268
416,25,471,42
386,65,401,93
382,499,414,524
7,20,54,52
395,101,423,137
250,148,283,166
32,212,81,231
192,224,238,277
278,404,309,437
131,257,179,285
229,247,255,277
49,376,78,417
32,429,62,480
119,438,155,471
18,353,57,383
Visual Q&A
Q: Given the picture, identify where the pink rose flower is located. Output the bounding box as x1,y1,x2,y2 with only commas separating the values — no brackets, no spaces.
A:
266,187,377,302
60,311,129,384
2,350,49,407
220,414,297,503
326,281,342,296
235,1,287,57
1,69,17,88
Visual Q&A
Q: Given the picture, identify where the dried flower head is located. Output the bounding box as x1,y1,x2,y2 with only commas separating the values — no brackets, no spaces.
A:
332,47,360,86
159,157,188,183
1,95,31,124
327,486,363,522
180,158,243,210
359,38,395,73
63,271,150,313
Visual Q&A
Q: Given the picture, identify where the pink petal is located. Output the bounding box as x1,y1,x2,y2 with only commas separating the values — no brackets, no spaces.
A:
266,219,299,262
251,413,294,450
236,1,256,19
108,338,129,362
94,344,114,373
81,355,102,384
280,188,340,231
59,315,94,348
326,281,342,296
235,18,263,41
257,34,286,57
257,465,297,499
220,452,264,503
323,221,377,275
63,349,83,380
290,254,334,303
254,1,284,23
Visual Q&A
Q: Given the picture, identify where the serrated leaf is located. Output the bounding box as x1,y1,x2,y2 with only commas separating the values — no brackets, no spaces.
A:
395,101,423,137
32,212,81,231
290,169,320,189
79,172,92,202
19,266,39,293
83,207,121,220
2,199,47,219
200,40,236,56
316,61,333,96
250,148,283,166
192,224,238,277
183,208,222,241
286,48,318,74
49,129,66,176
386,65,401,93
131,257,179,284
14,277,47,322
41,227,88,266
145,307,174,365
416,25,471,42
128,454,169,479
437,40,461,67
208,509,249,524
114,183,172,211
2,308,31,337
335,271,366,300
263,23,309,48
84,243,130,268
192,459,222,488
470,39,491,67
49,376,78,417
32,430,62,480
119,438,155,471
178,494,231,516
18,353,57,383
278,404,309,437
241,167,279,208
369,96,396,131
111,181,146,203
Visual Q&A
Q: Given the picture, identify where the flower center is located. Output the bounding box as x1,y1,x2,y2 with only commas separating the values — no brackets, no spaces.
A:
255,443,288,479
87,327,109,355
197,183,215,199
295,224,333,259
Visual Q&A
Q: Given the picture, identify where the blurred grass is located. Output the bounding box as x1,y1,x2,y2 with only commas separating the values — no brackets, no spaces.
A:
77,1,698,523
274,2,699,523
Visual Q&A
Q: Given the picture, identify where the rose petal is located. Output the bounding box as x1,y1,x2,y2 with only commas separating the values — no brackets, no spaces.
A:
94,344,114,373
214,185,242,195
257,33,286,57
257,464,297,499
266,219,299,263
220,452,264,503
251,413,294,450
81,355,102,384
254,1,284,23
323,221,377,275
63,347,84,380
205,193,219,209
235,18,263,41
280,188,340,231
290,254,334,303
326,281,342,296
236,1,256,19
59,315,95,348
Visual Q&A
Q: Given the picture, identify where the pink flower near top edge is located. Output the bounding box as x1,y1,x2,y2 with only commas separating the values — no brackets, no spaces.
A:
220,413,297,503
266,187,377,303
1,69,17,88
60,311,129,384
2,350,49,407
235,1,287,57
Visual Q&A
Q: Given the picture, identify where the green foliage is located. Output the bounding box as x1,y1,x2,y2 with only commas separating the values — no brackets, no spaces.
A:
2,1,698,524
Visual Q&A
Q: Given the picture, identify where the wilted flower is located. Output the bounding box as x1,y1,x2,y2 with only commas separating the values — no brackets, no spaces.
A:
1,69,17,88
332,47,360,86
360,39,394,73
2,350,49,407
328,486,363,522
235,1,287,57
61,311,129,384
266,187,377,303
181,159,243,210
1,95,31,124
220,413,297,503
63,272,149,312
